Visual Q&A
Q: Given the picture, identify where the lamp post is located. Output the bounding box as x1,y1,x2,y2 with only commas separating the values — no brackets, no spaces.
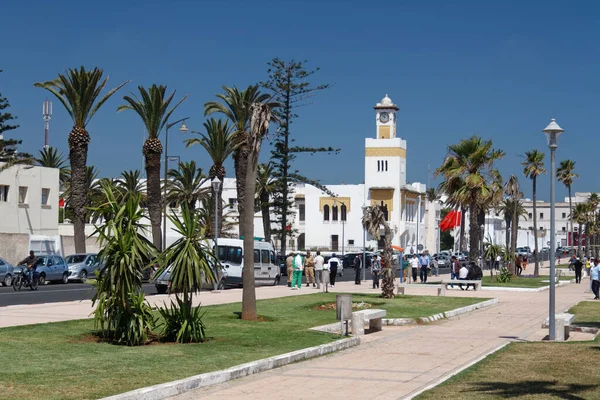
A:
162,118,189,251
362,203,367,282
212,177,222,291
543,118,564,341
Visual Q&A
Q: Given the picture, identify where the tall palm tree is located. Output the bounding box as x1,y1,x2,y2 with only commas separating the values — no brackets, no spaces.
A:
37,146,70,188
35,67,129,253
572,203,590,258
115,170,146,206
362,205,394,298
185,118,236,235
117,84,187,250
557,160,579,254
586,193,600,258
435,136,505,261
522,149,546,276
504,175,523,273
256,162,276,242
62,166,103,224
204,85,276,238
165,161,208,211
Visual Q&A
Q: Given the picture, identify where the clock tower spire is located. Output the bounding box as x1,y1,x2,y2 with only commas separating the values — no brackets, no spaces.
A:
373,94,399,139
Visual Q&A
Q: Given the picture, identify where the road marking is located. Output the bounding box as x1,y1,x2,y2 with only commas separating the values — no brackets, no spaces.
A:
0,288,93,296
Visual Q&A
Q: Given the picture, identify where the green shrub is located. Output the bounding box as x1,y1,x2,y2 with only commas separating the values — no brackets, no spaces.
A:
498,266,512,283
158,297,207,343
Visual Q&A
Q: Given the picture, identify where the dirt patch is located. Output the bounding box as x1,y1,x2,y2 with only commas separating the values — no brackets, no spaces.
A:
312,301,376,311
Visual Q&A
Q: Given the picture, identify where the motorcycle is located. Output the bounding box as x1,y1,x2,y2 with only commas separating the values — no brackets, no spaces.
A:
12,267,39,291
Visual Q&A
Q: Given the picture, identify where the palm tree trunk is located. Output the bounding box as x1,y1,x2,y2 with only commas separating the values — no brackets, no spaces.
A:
241,149,258,320
533,176,540,276
568,185,573,255
468,199,479,262
145,151,162,250
234,146,248,238
505,218,511,252
260,191,271,242
511,210,518,275
459,207,466,252
578,222,582,257
69,129,89,253
381,226,395,298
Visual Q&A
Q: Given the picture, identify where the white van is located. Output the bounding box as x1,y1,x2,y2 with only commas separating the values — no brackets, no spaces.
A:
216,238,281,287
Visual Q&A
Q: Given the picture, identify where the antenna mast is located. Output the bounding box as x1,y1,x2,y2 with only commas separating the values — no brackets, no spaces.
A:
43,99,52,148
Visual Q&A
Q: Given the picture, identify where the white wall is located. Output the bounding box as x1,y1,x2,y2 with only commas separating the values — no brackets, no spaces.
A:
0,163,59,236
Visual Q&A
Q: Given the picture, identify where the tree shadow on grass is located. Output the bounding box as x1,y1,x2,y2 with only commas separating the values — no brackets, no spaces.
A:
465,380,597,399
572,322,600,328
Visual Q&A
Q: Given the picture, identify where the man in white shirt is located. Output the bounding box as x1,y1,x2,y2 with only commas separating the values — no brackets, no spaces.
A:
314,251,325,290
409,256,419,283
291,253,304,290
458,263,471,290
495,254,501,270
328,254,341,288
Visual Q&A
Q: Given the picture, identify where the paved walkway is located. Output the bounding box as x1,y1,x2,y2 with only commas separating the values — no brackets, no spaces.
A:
169,280,593,400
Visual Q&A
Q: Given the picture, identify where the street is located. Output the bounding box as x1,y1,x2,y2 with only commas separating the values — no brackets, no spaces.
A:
0,267,370,307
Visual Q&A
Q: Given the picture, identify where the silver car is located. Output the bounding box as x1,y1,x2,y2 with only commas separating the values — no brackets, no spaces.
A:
0,257,15,286
154,263,227,294
66,253,99,281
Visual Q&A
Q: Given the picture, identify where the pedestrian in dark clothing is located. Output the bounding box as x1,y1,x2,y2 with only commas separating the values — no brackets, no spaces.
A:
371,255,381,289
354,255,362,285
574,257,584,284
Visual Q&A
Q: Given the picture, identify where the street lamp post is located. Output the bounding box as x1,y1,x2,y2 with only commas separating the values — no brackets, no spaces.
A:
543,118,564,341
362,204,367,282
162,118,189,251
212,177,222,291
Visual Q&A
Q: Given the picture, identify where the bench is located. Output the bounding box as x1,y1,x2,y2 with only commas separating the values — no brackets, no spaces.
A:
441,280,481,293
397,283,445,296
542,313,574,341
351,309,387,336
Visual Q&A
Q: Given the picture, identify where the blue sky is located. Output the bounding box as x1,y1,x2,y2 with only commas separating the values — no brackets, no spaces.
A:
2,0,598,201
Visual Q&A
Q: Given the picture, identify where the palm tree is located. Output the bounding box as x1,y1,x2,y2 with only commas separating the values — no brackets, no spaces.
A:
35,67,129,253
484,242,504,282
586,193,600,258
117,84,187,250
522,149,546,276
153,205,216,343
572,203,590,258
256,162,276,242
165,161,208,211
362,205,394,298
557,160,579,254
37,146,70,188
435,136,505,261
185,118,236,235
204,85,277,238
498,198,525,254
195,197,237,238
504,175,522,272
241,102,274,321
116,170,145,201
61,165,103,223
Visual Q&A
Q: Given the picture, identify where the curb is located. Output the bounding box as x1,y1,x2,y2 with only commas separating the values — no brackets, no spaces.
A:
405,342,509,399
481,281,570,292
312,299,499,333
100,336,360,400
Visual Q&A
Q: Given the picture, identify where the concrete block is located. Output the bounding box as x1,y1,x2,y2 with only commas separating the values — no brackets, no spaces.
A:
369,317,382,332
351,313,364,336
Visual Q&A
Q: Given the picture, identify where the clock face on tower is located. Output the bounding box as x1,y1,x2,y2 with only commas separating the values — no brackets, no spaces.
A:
379,112,390,123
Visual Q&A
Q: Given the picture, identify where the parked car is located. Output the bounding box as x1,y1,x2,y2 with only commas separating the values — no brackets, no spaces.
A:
154,263,227,294
343,252,374,269
66,253,99,281
14,255,69,285
0,257,15,286
433,254,452,268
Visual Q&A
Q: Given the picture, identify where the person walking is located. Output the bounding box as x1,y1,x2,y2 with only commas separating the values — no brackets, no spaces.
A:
495,254,501,270
314,251,324,290
587,258,595,293
371,254,381,289
591,259,600,300
574,257,583,284
329,253,341,287
286,252,294,287
450,256,460,288
515,254,523,276
409,255,419,283
522,255,528,272
419,252,430,283
305,251,316,288
354,255,362,285
291,252,304,290
321,256,331,292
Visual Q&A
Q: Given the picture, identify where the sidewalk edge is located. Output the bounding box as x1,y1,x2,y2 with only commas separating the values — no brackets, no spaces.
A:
404,342,509,400
100,336,360,400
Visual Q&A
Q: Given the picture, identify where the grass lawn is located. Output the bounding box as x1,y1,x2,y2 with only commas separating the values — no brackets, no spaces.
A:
417,301,600,400
481,275,571,288
0,293,484,400
569,301,600,328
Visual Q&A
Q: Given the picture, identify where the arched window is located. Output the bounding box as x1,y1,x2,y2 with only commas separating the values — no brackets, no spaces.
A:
332,205,339,221
341,204,347,221
323,205,330,221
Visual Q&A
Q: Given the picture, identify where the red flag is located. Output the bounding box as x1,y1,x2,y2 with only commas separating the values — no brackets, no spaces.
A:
59,198,65,208
440,210,461,232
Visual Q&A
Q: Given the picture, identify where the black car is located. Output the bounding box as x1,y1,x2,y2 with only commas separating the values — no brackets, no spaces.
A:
343,253,372,269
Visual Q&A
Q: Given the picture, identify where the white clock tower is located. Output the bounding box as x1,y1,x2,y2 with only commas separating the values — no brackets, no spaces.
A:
364,94,409,246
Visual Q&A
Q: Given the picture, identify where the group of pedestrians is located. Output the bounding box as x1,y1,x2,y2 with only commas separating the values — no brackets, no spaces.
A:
285,251,342,292
402,251,435,284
